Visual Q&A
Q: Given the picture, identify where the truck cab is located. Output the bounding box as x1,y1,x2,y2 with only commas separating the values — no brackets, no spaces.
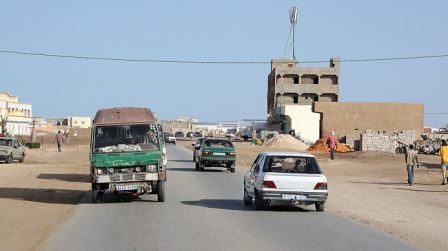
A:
90,107,166,203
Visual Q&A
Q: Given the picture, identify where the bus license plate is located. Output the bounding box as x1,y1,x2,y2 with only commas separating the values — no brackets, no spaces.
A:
116,184,139,191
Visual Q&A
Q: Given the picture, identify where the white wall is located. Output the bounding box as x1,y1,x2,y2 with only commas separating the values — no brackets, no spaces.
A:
277,105,320,143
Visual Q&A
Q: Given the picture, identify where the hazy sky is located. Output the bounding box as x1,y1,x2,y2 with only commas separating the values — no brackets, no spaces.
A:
1,0,447,127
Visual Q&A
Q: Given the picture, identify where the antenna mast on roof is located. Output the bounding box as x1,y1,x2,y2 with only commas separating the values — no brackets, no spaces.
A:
289,6,299,59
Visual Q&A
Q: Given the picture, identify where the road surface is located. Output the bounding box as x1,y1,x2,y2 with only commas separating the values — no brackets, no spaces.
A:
44,145,421,251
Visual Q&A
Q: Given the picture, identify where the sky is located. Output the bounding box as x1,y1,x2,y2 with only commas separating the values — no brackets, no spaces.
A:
0,0,447,127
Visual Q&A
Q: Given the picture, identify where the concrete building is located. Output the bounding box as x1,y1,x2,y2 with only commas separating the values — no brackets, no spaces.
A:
314,102,424,141
68,117,92,128
0,92,33,135
275,105,320,144
267,58,340,116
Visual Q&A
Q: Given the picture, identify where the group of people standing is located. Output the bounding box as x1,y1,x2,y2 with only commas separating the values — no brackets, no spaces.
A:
405,140,448,186
54,129,70,152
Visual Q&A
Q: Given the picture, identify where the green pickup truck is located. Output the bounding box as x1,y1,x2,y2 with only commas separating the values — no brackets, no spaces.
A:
90,107,167,203
195,138,236,173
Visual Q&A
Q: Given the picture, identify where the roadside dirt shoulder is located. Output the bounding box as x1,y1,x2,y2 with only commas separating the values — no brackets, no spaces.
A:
0,146,90,251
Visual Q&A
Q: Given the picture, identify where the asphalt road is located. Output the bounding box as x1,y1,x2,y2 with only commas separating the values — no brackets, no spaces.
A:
44,145,421,251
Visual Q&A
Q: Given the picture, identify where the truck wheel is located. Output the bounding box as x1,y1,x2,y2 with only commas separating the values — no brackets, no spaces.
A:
254,189,265,210
19,153,25,163
243,187,252,205
315,202,325,212
6,153,13,164
157,181,165,202
91,188,103,203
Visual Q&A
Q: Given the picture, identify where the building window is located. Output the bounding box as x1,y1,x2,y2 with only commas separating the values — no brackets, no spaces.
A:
293,77,299,84
293,97,298,104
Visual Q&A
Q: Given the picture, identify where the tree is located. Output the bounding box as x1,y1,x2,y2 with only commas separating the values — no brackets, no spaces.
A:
0,115,7,135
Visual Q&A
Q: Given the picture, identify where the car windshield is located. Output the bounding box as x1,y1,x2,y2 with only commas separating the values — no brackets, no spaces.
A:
263,156,322,174
0,139,13,147
94,124,160,153
204,139,233,148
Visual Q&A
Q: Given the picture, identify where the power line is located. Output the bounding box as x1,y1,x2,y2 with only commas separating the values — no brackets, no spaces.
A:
0,49,448,64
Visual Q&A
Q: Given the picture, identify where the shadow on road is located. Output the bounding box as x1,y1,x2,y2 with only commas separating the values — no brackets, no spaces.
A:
181,199,310,212
169,160,193,163
0,187,86,205
167,167,224,173
0,187,161,204
418,162,442,169
37,173,90,183
349,181,435,186
393,188,448,193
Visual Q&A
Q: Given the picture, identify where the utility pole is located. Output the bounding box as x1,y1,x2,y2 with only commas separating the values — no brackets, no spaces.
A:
289,6,299,59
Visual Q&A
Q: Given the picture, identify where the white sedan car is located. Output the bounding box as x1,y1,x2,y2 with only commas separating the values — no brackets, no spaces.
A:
243,152,328,211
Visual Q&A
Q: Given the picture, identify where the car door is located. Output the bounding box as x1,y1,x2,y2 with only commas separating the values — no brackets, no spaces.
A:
12,140,20,159
246,154,263,195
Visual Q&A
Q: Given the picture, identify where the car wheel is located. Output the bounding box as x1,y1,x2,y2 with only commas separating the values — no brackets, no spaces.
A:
157,180,165,202
228,162,236,173
315,202,325,212
195,161,199,171
19,153,25,163
243,187,252,205
199,161,205,171
6,153,13,164
254,189,265,210
173,142,176,145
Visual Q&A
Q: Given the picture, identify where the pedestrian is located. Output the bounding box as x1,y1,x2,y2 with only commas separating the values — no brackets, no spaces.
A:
439,140,448,185
54,130,65,152
327,131,338,160
405,144,419,185
66,129,71,143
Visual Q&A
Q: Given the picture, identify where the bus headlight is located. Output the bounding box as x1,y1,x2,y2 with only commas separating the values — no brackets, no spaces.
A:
147,165,157,173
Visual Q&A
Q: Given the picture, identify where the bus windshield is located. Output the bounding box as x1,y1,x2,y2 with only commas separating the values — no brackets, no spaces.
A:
93,124,160,153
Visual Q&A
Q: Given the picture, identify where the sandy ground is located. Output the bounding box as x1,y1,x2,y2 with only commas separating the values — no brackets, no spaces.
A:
1,139,447,250
179,140,448,251
0,145,90,251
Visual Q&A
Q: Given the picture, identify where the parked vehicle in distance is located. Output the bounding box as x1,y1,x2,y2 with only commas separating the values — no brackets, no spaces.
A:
90,107,166,203
243,152,328,211
0,137,26,163
192,137,205,162
194,132,202,138
175,131,185,138
164,133,176,145
186,132,194,138
195,138,236,172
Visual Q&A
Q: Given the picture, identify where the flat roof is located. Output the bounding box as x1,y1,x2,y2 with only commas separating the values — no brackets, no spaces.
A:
93,107,156,125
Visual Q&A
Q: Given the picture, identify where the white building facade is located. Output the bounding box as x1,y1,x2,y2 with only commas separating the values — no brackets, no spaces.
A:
0,92,33,136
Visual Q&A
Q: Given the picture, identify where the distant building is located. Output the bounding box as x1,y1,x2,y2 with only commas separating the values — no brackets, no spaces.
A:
68,116,92,128
0,92,33,135
267,58,340,116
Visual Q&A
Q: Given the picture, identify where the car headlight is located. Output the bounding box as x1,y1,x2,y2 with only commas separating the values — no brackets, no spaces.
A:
97,168,105,175
135,166,142,172
146,165,157,173
108,168,115,174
